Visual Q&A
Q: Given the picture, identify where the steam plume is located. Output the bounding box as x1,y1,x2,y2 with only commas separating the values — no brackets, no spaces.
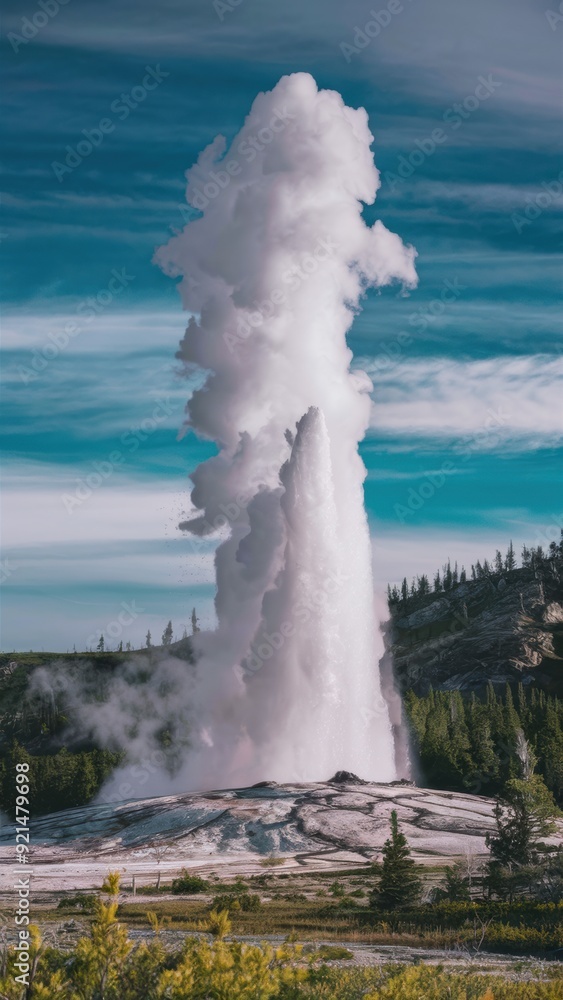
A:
154,72,418,787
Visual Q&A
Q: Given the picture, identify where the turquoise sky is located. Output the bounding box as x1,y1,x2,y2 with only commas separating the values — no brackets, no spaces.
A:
1,0,562,650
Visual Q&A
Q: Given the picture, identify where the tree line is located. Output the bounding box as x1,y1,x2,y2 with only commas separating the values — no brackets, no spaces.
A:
94,608,200,654
387,533,563,607
0,744,123,815
405,683,563,805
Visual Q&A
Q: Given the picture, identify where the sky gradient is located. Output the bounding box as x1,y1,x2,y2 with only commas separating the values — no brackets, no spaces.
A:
1,0,562,651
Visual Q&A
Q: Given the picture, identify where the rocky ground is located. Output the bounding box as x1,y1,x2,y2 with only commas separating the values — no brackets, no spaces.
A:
386,564,563,695
2,776,562,896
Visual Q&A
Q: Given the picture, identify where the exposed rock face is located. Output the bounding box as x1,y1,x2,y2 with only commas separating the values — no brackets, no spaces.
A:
385,566,563,695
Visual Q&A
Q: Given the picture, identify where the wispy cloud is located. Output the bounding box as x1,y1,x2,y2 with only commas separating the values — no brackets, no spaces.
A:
363,354,563,448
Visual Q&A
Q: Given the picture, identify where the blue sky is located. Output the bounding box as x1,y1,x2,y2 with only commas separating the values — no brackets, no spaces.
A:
1,0,562,651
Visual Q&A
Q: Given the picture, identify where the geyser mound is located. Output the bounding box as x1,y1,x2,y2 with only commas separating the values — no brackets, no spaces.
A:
155,72,418,790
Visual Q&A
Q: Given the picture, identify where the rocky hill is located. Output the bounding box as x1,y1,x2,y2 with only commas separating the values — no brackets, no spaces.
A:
385,561,563,697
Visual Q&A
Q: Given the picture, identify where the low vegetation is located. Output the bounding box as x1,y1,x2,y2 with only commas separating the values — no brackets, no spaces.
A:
2,900,562,1000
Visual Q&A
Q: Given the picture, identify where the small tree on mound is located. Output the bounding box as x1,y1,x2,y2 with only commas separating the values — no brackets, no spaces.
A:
370,810,422,910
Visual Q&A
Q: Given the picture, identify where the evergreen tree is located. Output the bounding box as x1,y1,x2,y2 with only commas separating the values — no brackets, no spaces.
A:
494,549,504,574
434,862,471,902
400,577,408,602
521,544,531,568
538,699,563,803
191,607,200,634
485,774,559,899
443,560,453,590
145,630,152,648
505,539,516,571
161,620,173,646
433,570,442,592
370,810,422,910
459,566,467,584
96,635,104,653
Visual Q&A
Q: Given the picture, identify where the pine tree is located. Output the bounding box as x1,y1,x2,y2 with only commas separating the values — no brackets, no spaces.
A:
494,549,504,574
96,635,104,653
191,607,200,634
370,810,421,910
443,560,453,590
459,566,467,584
145,630,152,648
522,544,531,568
161,620,173,646
433,570,442,592
485,773,558,900
505,539,516,571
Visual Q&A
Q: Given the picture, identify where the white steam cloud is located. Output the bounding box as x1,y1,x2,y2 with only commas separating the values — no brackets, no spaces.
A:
152,72,417,787
33,74,418,800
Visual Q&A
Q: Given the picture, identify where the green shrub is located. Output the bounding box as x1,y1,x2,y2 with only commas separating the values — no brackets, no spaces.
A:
170,871,208,895
212,891,261,912
316,944,354,961
57,893,97,912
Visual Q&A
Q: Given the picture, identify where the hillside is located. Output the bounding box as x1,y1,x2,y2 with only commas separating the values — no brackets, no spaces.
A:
385,559,563,698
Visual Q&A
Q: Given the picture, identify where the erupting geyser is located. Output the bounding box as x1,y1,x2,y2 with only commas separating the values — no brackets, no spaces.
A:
156,72,417,787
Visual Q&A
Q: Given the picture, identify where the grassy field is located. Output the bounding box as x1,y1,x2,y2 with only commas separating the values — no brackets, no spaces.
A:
40,867,563,956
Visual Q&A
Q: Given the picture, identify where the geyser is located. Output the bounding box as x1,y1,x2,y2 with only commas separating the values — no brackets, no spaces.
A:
156,72,417,787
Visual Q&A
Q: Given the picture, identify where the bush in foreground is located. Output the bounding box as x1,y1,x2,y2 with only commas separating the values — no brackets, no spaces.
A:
1,902,562,999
